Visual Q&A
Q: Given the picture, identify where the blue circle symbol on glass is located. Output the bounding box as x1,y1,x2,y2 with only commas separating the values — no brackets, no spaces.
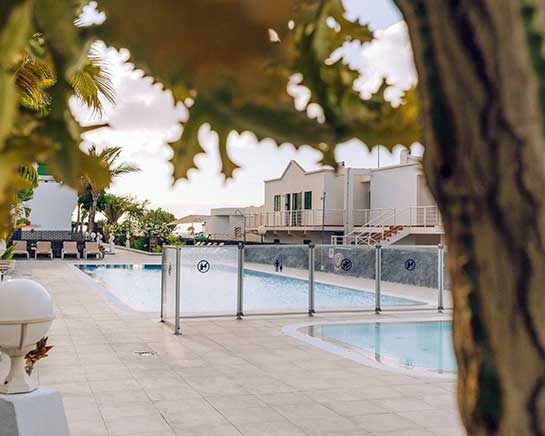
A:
341,258,353,272
405,258,416,271
197,260,210,273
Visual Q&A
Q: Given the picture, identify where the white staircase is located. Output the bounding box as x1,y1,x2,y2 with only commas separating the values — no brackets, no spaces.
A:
332,206,441,246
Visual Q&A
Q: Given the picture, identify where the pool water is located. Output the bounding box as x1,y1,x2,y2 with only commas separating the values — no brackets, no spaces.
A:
77,264,419,313
307,321,456,373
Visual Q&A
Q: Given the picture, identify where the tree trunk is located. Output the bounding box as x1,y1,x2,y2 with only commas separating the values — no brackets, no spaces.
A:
75,203,81,233
394,1,545,435
88,192,98,234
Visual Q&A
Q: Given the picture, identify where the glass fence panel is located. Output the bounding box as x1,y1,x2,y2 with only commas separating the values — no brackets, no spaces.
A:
243,245,309,313
442,249,453,309
179,246,238,316
313,245,377,311
380,245,438,308
162,246,178,326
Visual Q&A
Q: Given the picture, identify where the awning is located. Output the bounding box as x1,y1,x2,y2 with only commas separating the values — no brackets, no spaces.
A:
169,214,210,225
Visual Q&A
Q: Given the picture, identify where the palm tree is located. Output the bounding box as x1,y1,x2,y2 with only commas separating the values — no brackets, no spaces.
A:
103,194,129,226
85,146,140,233
124,197,150,235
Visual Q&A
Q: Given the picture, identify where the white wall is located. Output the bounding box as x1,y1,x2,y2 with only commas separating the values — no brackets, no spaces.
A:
24,180,77,231
263,162,347,213
206,209,245,239
370,164,419,223
417,174,435,206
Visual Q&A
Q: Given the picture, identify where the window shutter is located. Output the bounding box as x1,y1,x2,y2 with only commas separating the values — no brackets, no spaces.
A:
304,191,312,210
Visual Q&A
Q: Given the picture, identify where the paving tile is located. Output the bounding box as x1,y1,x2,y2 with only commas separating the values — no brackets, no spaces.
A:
105,413,173,436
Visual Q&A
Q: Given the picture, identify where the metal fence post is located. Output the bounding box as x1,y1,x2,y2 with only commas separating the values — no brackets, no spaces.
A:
308,243,315,316
174,246,181,335
236,242,244,319
160,248,167,322
437,243,444,312
375,244,382,313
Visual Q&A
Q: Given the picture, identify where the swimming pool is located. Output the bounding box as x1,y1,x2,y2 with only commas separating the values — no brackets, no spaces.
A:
77,264,419,313
301,320,456,374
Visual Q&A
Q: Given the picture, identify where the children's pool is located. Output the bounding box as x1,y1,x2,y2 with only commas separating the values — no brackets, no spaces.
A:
305,320,456,373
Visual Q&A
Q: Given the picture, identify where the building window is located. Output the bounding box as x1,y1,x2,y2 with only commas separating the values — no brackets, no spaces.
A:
304,191,312,210
292,193,302,210
285,194,291,211
274,195,281,211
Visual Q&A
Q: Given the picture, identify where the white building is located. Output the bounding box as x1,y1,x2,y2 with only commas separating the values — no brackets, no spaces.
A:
205,151,443,245
23,165,78,232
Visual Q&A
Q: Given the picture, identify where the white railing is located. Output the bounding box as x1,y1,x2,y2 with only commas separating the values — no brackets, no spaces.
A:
245,209,346,229
333,206,442,245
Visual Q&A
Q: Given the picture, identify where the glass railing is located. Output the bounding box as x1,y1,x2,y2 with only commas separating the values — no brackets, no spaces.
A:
243,245,309,314
313,245,377,311
161,243,451,333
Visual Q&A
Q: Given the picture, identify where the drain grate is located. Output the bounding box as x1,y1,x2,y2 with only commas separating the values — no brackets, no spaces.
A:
133,351,158,357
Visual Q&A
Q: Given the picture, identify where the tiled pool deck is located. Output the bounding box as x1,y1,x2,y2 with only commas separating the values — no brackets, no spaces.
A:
1,249,464,436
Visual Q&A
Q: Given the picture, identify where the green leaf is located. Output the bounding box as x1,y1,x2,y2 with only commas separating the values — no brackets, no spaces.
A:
0,0,34,150
0,0,34,69
170,89,333,180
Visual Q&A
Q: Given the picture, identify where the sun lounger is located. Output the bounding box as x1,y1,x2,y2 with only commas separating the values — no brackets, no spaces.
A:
12,240,29,258
61,241,80,259
83,241,103,259
35,241,53,259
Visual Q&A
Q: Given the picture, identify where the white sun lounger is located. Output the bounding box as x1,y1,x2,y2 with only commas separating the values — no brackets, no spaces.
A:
61,241,80,259
83,241,103,259
35,241,53,259
12,240,29,258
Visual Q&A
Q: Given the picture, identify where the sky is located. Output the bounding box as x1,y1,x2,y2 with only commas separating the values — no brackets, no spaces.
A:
74,0,418,218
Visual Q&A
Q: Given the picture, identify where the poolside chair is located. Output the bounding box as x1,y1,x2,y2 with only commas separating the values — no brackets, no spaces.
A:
83,241,103,259
35,241,53,259
12,240,29,258
61,241,80,259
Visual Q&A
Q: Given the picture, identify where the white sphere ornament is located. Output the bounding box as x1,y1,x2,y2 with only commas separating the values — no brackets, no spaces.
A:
257,225,267,236
0,279,54,394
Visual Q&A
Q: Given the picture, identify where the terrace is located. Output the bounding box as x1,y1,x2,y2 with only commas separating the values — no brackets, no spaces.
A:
0,249,463,436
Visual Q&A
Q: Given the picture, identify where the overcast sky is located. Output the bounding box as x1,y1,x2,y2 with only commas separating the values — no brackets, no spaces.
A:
74,0,417,218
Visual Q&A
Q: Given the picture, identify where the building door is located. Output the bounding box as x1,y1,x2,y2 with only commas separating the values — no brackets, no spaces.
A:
284,194,291,226
290,193,302,226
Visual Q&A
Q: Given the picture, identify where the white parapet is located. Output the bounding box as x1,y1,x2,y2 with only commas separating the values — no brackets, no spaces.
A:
0,387,70,436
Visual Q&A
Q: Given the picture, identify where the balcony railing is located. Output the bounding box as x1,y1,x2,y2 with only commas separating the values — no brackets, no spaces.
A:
245,209,346,229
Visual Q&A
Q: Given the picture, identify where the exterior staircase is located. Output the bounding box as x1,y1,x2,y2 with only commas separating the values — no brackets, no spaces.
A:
332,206,441,246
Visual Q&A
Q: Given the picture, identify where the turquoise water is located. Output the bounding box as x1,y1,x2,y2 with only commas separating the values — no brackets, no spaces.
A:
309,321,456,373
77,264,419,313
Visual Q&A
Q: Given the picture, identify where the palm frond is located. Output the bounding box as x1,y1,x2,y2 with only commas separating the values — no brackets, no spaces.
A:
112,163,140,177
71,49,115,114
15,54,56,114
18,165,39,188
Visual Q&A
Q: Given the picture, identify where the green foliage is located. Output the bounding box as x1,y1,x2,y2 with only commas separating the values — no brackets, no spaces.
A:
1,243,15,260
79,185,107,211
0,0,420,233
151,245,163,253
99,0,420,175
133,238,147,251
167,234,184,246
102,194,129,225
0,0,116,234
139,208,176,243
